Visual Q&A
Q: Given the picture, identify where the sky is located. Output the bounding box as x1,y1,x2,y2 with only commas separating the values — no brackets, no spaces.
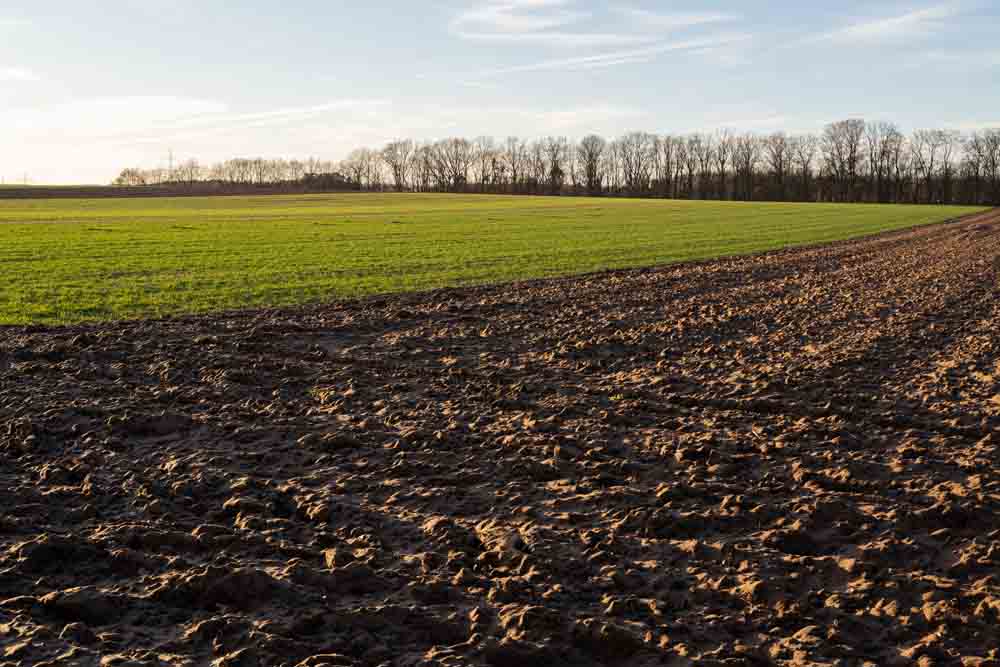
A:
1,1,998,184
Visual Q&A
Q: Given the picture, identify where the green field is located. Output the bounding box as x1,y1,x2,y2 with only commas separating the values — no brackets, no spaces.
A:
0,193,986,325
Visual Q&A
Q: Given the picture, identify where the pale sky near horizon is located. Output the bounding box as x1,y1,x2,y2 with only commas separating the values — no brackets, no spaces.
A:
1,1,998,184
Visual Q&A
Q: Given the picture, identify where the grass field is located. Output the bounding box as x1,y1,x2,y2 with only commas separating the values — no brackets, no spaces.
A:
0,193,986,325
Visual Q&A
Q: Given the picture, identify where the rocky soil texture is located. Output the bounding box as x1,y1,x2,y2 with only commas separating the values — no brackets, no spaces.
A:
1,211,999,667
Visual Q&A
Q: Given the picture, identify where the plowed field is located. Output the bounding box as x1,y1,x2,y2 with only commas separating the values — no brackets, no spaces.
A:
1,210,998,666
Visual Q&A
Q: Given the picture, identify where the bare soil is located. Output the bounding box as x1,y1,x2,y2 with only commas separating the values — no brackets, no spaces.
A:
1,211,999,667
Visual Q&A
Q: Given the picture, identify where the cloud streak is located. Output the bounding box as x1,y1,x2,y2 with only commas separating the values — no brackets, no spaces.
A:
811,3,962,43
452,30,654,47
617,7,740,31
450,0,652,47
466,33,754,78
917,48,1000,68
127,100,390,144
0,97,392,148
1,97,227,136
156,100,386,131
453,0,585,33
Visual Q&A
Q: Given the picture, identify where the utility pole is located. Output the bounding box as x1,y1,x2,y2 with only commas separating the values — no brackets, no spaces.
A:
168,150,174,179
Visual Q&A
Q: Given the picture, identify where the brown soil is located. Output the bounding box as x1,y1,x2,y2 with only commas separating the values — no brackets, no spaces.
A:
1,211,999,667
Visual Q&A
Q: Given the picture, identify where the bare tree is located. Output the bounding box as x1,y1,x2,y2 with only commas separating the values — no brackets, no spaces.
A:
441,138,475,191
176,159,201,184
683,136,699,198
113,168,147,186
503,137,527,193
424,142,451,191
864,122,896,203
822,120,866,201
472,137,498,193
578,134,606,195
603,140,623,193
544,137,568,194
382,139,414,192
889,134,913,204
342,149,368,188
734,134,762,201
565,143,580,193
288,160,306,182
965,133,987,204
966,130,1000,205
524,140,547,193
764,133,789,200
714,131,733,199
652,135,677,198
672,138,687,198
412,143,435,192
620,131,654,194
790,134,819,202
911,129,951,203
692,134,715,199
986,130,1000,205
938,130,962,204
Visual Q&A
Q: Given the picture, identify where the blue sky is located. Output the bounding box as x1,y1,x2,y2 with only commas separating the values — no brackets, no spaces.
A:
2,1,998,183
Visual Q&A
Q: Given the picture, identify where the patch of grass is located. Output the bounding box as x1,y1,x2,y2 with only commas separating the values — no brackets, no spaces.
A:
0,193,986,325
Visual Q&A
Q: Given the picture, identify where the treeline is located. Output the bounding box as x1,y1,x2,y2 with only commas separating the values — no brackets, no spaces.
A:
113,158,352,190
115,120,1000,205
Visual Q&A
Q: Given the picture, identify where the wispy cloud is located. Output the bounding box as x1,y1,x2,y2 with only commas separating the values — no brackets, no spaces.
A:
127,100,389,144
916,48,1000,68
370,101,649,139
454,30,655,47
1,97,227,136
811,3,962,44
157,101,385,131
450,0,652,47
465,33,753,78
617,7,740,31
0,66,40,82
453,0,586,33
449,1,751,59
0,97,394,151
